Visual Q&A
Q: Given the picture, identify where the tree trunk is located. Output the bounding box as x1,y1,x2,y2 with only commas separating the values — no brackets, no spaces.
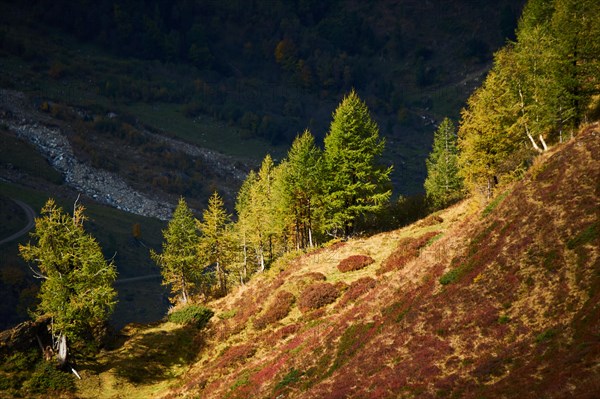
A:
56,334,68,367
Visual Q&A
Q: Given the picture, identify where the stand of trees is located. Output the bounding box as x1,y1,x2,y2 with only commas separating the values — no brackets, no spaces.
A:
152,90,392,301
426,0,599,202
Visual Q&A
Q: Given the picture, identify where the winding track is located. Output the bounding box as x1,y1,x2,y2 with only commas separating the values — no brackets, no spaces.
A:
0,199,36,246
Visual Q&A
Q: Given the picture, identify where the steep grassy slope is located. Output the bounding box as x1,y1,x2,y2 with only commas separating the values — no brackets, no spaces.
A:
63,123,599,399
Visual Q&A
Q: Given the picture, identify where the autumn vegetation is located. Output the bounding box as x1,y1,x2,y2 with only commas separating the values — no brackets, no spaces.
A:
1,0,599,397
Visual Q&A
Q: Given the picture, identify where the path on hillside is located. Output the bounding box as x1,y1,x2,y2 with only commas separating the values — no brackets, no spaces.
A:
0,199,35,245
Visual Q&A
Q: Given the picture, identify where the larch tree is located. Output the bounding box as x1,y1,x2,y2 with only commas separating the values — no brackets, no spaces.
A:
424,118,464,209
323,90,392,237
151,197,201,304
197,191,234,298
235,155,277,272
234,170,257,284
276,130,324,249
458,50,522,198
19,198,117,367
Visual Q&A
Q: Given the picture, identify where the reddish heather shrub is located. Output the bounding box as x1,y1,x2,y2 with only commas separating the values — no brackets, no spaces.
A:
253,290,296,330
339,277,377,306
378,231,441,274
307,241,347,258
265,324,301,346
334,281,349,293
217,343,256,368
301,272,327,281
299,282,339,312
337,254,375,273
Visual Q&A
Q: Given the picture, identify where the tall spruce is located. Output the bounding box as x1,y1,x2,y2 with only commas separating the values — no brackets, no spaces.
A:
424,118,464,209
151,198,201,304
19,199,117,366
323,90,392,237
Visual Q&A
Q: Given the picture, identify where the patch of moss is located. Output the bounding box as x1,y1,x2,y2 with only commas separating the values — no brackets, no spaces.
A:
168,305,214,329
567,222,599,250
482,190,509,218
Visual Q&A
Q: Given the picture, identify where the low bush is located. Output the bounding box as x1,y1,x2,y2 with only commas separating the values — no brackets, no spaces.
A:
337,255,375,273
217,344,256,368
168,304,214,329
253,290,296,330
299,283,339,312
339,277,376,306
22,361,75,394
378,231,440,275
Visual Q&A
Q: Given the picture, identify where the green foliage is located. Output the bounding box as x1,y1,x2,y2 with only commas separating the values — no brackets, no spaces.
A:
330,322,376,374
22,361,75,393
151,198,201,303
439,268,461,285
275,130,324,250
218,309,237,320
168,304,214,329
567,222,599,249
457,0,600,197
535,328,557,343
275,368,303,390
482,190,510,217
322,90,392,237
19,199,117,345
424,118,464,209
198,191,235,297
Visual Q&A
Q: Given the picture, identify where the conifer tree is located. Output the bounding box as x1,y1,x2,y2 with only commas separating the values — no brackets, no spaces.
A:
276,130,324,249
234,170,257,284
197,192,234,297
323,90,392,237
235,155,277,272
458,51,521,198
19,199,117,366
424,118,464,209
151,198,200,304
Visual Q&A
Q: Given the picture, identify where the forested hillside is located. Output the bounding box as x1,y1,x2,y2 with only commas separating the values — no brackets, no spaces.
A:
1,0,599,397
1,0,525,194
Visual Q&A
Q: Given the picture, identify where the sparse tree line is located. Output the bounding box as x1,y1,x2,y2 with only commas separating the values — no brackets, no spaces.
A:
16,90,392,366
153,90,392,303
15,0,599,372
425,0,600,205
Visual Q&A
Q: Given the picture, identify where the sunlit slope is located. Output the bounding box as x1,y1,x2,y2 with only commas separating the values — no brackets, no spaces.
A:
76,123,599,399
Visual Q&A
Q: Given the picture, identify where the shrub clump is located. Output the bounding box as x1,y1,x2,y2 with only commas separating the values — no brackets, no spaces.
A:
337,255,375,273
168,304,214,329
378,231,441,275
253,290,296,330
22,361,75,394
217,343,256,368
339,277,376,306
298,282,340,312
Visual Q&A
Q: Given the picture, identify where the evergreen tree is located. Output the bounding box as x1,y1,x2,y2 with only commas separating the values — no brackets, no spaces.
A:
323,90,392,237
151,198,200,304
19,199,117,365
424,118,464,209
197,192,234,297
276,130,324,249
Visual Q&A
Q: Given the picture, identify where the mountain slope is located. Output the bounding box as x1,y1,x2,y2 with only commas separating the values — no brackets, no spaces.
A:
10,123,596,398
161,124,599,398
